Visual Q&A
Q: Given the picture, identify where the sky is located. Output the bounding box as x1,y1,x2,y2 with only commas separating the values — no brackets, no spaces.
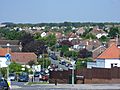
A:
0,0,120,23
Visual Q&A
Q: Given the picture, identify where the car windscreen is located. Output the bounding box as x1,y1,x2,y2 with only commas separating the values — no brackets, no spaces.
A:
9,73,15,76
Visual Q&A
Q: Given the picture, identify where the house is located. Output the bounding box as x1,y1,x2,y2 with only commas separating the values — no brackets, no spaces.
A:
71,39,102,51
0,48,9,68
41,32,47,37
76,27,85,36
55,32,62,40
89,27,108,39
87,43,120,68
59,40,73,47
11,52,37,65
0,40,22,52
67,32,78,41
92,45,106,59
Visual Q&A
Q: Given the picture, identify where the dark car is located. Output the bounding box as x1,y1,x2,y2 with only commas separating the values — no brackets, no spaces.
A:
0,78,10,90
59,61,66,65
50,53,58,60
34,72,40,77
18,74,29,82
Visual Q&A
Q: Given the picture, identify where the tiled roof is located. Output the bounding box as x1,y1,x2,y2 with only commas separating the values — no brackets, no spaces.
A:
55,32,62,39
0,48,11,56
97,43,120,59
76,27,85,35
90,27,106,35
11,52,37,64
0,40,19,45
67,32,77,38
0,48,7,56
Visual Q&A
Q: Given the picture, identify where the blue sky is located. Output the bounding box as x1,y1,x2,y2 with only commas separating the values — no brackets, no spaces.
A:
0,0,120,23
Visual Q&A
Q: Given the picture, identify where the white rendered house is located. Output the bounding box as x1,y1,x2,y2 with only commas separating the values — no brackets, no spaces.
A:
87,43,120,68
0,57,8,68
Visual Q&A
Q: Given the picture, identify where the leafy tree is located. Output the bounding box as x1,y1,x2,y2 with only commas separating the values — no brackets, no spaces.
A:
9,62,22,73
108,27,119,38
78,49,92,58
45,34,57,47
99,35,109,43
0,68,7,78
22,40,46,56
20,33,47,56
20,33,34,46
34,33,57,47
64,51,78,58
33,33,41,40
37,58,51,68
0,28,27,40
28,60,36,68
64,26,72,34
60,45,69,57
85,33,96,39
76,58,93,69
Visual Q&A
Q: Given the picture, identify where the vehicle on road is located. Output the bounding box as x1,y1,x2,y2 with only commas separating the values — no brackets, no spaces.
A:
59,60,66,65
18,74,29,82
34,72,40,77
0,78,10,90
68,64,74,69
50,53,58,60
39,74,48,82
9,73,16,81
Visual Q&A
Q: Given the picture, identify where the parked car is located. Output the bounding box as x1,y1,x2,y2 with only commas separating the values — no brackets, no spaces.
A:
9,73,16,81
50,53,58,60
0,78,10,90
34,72,41,77
68,64,74,69
65,63,70,67
59,60,66,65
39,74,48,82
18,74,29,82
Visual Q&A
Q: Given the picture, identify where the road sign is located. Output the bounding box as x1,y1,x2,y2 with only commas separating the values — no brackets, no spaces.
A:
5,53,11,60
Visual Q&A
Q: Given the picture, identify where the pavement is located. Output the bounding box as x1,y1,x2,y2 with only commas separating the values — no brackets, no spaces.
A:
11,83,120,90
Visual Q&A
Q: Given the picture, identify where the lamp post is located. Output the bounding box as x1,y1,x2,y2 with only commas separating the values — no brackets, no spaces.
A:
43,49,44,70
6,43,10,81
71,60,75,86
32,64,35,82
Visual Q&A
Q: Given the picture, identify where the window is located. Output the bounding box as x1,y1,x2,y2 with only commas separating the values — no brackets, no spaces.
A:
111,63,118,68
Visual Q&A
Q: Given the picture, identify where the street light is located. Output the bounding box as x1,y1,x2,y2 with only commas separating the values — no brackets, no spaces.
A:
6,43,10,81
71,60,76,86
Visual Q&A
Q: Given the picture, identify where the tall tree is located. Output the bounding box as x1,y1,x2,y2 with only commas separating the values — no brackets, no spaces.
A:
108,27,119,38
9,62,22,73
78,49,92,58
99,35,109,43
45,34,57,47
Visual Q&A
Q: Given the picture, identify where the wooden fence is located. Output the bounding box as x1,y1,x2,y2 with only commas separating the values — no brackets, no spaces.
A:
49,67,120,84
